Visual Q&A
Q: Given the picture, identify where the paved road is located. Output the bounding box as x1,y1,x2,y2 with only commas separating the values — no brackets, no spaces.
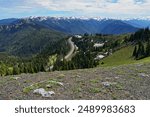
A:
65,37,75,60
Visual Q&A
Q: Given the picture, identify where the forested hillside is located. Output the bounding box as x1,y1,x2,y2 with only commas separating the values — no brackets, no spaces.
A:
0,19,67,56
130,28,150,59
0,20,69,76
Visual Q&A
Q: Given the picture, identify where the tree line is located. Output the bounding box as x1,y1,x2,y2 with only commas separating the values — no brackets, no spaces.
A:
133,40,150,59
129,28,150,42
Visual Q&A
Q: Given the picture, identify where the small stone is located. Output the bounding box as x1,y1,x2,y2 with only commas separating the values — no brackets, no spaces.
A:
102,82,117,87
102,82,111,87
42,91,55,98
11,77,20,80
76,75,81,78
57,82,64,86
138,73,149,78
46,84,52,88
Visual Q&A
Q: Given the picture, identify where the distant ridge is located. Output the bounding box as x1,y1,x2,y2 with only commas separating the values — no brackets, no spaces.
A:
1,16,150,34
13,16,139,34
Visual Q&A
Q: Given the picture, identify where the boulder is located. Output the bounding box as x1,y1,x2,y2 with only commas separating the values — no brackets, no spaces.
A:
33,88,55,98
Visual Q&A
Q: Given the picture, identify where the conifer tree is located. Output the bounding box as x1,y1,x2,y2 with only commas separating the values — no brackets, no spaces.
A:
13,66,20,75
146,40,150,57
133,46,137,57
136,41,145,59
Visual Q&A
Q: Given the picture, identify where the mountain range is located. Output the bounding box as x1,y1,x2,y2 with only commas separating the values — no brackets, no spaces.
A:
1,17,150,34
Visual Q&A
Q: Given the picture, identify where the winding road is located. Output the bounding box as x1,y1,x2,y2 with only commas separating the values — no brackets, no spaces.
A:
65,37,76,61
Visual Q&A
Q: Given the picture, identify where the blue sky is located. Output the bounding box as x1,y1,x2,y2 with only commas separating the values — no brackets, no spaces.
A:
0,0,150,19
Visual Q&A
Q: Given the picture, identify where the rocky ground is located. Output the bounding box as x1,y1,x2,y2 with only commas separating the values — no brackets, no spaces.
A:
0,63,150,100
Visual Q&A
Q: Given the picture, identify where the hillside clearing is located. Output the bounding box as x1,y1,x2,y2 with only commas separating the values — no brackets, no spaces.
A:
100,45,150,67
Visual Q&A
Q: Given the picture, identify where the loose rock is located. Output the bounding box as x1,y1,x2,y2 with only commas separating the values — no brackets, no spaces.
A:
46,84,52,88
33,88,55,98
102,82,117,87
138,73,149,78
11,77,21,80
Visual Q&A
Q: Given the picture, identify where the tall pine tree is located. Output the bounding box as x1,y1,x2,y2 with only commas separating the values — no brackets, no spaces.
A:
146,40,150,57
133,46,137,57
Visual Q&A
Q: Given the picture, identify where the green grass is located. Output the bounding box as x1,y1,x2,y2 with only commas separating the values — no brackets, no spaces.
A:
89,87,101,93
47,80,63,87
23,83,39,93
90,79,99,84
73,87,82,93
23,78,64,94
100,45,150,67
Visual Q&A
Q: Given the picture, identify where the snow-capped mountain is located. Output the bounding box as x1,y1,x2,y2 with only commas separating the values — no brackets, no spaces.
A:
1,16,150,34
123,19,150,28
17,16,138,34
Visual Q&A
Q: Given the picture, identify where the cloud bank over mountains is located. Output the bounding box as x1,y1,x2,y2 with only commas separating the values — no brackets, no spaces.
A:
0,0,150,19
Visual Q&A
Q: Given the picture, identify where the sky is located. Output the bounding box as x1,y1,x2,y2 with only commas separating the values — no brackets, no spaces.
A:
0,0,150,19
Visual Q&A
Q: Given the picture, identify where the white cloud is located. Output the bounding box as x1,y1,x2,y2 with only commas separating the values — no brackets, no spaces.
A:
1,0,150,18
25,0,149,17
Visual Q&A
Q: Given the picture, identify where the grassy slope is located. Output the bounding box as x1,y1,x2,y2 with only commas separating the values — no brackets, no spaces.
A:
100,45,150,67
1,62,150,99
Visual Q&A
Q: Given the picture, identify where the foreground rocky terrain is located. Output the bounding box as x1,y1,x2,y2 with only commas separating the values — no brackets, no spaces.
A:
0,63,150,100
